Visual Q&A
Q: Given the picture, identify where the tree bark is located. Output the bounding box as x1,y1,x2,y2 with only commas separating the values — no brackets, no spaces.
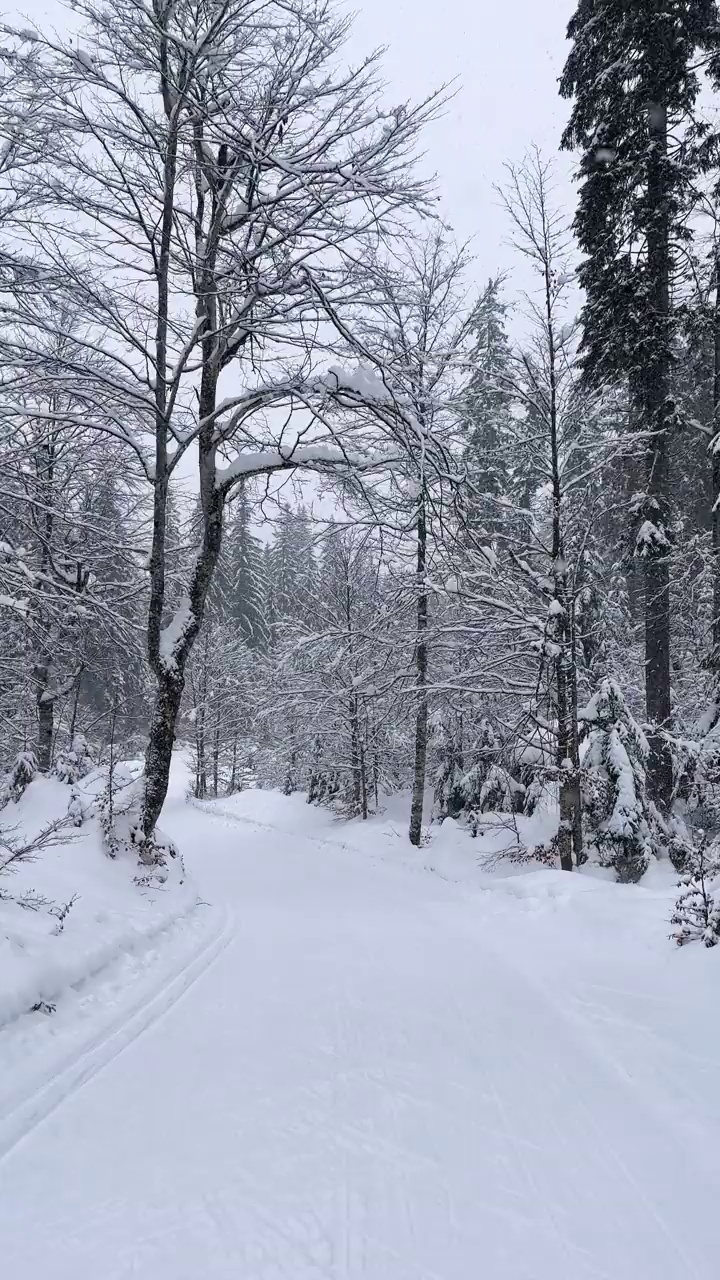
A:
409,495,428,847
212,719,220,798
143,671,186,837
642,93,673,807
543,227,582,872
36,684,54,773
712,248,720,653
141,57,228,837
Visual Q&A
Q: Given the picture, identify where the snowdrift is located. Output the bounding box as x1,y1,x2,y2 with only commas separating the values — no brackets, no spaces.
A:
0,769,197,1032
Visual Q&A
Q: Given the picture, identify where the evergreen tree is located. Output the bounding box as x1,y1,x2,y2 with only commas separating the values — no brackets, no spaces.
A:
269,506,319,641
463,277,516,529
560,0,720,807
580,678,656,882
672,834,720,946
224,485,269,652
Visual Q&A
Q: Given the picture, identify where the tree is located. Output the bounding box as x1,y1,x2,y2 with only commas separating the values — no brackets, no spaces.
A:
0,0,441,849
560,0,720,808
0,327,144,772
463,276,516,531
580,678,655,883
341,232,475,844
222,483,269,651
490,151,596,870
672,833,720,945
258,524,405,815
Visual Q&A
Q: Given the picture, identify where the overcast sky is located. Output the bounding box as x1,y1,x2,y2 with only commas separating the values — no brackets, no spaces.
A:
345,0,578,284
16,0,578,285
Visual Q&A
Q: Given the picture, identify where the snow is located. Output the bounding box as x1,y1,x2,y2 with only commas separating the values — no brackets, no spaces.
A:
323,362,392,402
159,596,194,667
635,518,670,554
1,760,719,1277
217,443,352,487
0,770,197,1036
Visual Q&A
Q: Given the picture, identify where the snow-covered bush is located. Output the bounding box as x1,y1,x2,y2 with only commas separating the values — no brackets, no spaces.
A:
671,836,720,947
580,678,654,883
52,735,93,785
67,788,86,827
436,718,525,833
0,750,38,811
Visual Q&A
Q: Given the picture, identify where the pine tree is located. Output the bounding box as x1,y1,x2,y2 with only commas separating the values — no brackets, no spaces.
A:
560,0,720,808
580,678,655,882
269,507,318,641
224,485,269,652
463,277,515,531
672,834,720,946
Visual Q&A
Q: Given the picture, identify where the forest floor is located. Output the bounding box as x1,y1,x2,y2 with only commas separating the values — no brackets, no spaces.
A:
1,758,719,1279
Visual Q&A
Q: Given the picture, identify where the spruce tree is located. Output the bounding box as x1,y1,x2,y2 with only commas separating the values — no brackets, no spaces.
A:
580,678,655,883
560,0,720,807
672,833,720,946
224,485,269,652
463,278,515,531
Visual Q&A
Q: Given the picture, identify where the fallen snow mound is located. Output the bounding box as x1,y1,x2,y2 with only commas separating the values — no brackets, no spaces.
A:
0,770,197,1030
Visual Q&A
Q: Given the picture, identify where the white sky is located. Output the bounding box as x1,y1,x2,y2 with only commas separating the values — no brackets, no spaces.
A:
346,0,578,285
14,0,578,288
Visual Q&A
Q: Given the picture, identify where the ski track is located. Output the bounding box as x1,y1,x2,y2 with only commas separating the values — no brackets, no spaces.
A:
0,793,718,1279
0,900,233,1162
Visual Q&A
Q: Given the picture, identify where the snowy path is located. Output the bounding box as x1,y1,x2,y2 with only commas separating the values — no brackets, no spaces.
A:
1,791,719,1279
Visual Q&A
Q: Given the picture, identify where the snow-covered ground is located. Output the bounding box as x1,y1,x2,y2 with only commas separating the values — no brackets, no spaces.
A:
1,759,719,1278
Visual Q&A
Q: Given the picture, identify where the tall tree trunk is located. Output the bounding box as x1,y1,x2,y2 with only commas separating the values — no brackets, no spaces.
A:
543,239,582,872
143,671,186,838
229,732,238,795
349,694,362,814
36,683,54,773
68,669,83,744
712,248,720,655
213,719,220,798
409,495,428,847
642,94,673,807
568,601,585,865
359,734,368,821
140,74,228,838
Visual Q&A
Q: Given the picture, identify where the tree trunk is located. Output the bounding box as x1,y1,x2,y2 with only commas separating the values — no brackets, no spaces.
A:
349,694,362,814
712,250,720,655
544,239,582,872
143,670,185,838
642,94,673,807
36,686,54,773
568,601,585,865
212,719,220,798
409,495,428,847
68,669,83,744
229,732,238,795
142,460,225,833
359,735,368,820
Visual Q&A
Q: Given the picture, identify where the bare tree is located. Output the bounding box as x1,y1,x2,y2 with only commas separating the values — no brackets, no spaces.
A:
0,0,442,848
326,232,474,843
495,150,601,870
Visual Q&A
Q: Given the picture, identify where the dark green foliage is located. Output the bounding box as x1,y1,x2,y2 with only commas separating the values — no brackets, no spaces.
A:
561,0,720,389
672,836,720,945
223,485,270,651
463,278,517,526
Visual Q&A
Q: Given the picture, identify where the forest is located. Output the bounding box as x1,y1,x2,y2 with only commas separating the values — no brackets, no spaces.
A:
2,0,720,947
